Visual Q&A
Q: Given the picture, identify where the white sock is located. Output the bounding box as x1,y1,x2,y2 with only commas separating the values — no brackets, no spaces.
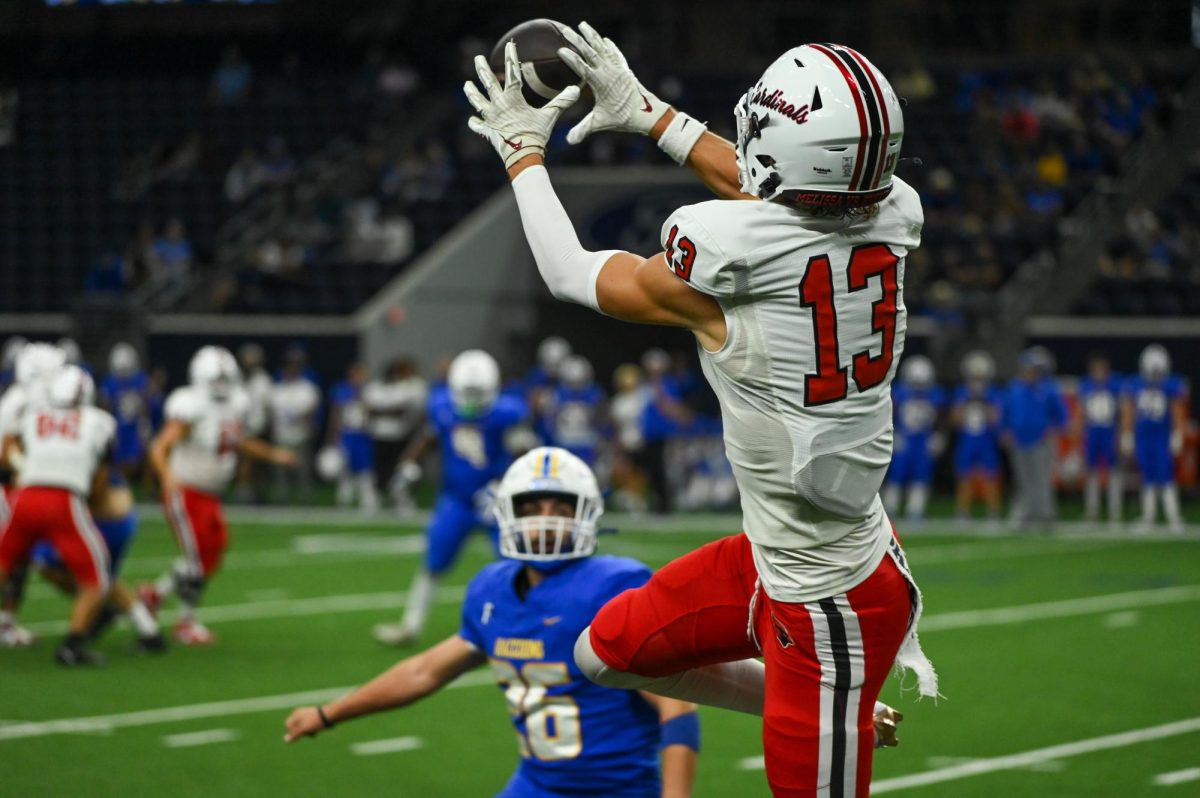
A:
155,564,180,597
906,484,929,521
128,601,159,637
882,484,902,515
1084,473,1101,519
357,473,379,513
400,570,438,636
1107,473,1123,522
336,476,354,507
1141,486,1157,524
1162,484,1183,530
0,609,13,626
575,630,766,715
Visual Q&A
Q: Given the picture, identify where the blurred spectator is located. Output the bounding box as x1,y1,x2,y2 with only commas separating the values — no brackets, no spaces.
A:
152,219,195,284
225,148,264,204
342,199,414,264
258,136,296,187
328,362,378,513
364,357,428,498
210,46,253,105
269,347,321,503
85,250,133,295
637,348,693,514
0,336,26,390
609,363,650,512
235,343,273,504
546,355,605,468
1003,347,1068,530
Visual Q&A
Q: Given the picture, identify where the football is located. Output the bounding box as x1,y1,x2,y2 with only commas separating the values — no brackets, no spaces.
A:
488,18,582,108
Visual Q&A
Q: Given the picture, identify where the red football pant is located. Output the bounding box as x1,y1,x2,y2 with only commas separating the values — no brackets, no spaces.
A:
0,486,110,590
163,486,228,577
589,533,911,797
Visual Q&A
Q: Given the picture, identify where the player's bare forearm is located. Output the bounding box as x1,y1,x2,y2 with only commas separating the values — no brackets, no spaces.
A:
0,434,22,471
149,420,186,482
238,437,293,466
660,745,697,798
649,109,751,201
506,153,545,181
323,636,484,724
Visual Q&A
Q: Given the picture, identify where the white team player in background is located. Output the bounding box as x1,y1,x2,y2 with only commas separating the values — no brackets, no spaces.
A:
0,366,119,664
141,346,297,645
465,30,930,795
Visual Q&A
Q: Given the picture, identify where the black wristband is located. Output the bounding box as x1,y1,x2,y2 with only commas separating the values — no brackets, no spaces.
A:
317,706,335,729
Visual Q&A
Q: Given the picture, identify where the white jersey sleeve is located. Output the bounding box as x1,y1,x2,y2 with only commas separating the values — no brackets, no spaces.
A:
660,202,738,298
165,386,206,426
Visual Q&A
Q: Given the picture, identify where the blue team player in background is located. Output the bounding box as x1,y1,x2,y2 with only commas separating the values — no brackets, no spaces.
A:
326,362,378,513
1122,344,1188,533
100,342,150,480
547,355,606,467
1002,347,1068,530
883,355,945,525
951,351,1005,523
286,446,700,798
1076,352,1124,524
374,350,532,646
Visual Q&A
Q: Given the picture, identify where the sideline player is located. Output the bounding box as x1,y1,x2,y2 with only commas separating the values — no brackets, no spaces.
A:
1076,352,1124,524
140,346,297,645
951,351,1004,523
0,366,118,665
547,354,606,468
373,350,530,645
465,30,935,796
101,342,151,481
1122,344,1188,533
328,362,378,512
287,446,700,797
883,355,944,524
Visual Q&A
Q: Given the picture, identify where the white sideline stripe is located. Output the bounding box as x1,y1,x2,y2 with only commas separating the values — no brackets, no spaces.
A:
737,755,765,770
22,585,469,636
162,729,240,748
351,736,424,756
918,585,1200,632
1153,767,1200,786
0,671,495,742
870,717,1200,793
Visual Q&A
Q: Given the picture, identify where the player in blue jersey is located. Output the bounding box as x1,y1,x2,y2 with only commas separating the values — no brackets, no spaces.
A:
526,336,572,444
951,351,1004,522
100,343,150,480
547,355,606,467
286,446,701,797
1121,344,1188,533
1002,347,1068,530
327,362,378,513
374,350,532,646
1076,352,1125,524
883,356,944,524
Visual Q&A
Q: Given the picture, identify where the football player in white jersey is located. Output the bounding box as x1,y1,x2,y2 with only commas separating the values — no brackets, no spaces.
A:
465,30,933,796
141,346,297,645
0,366,119,665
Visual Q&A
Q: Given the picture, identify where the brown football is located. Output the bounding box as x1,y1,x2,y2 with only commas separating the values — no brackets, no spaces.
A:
488,18,583,108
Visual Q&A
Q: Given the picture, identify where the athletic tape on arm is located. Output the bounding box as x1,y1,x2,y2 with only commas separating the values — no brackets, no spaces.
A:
511,165,619,312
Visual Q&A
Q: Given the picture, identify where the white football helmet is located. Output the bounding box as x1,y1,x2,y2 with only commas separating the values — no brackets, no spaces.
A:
735,44,903,210
48,365,95,408
494,446,604,563
559,355,593,388
448,349,500,417
900,355,934,388
109,342,140,377
315,445,345,482
57,337,82,366
960,350,995,383
15,343,66,388
1139,344,1170,380
537,336,571,375
189,346,240,401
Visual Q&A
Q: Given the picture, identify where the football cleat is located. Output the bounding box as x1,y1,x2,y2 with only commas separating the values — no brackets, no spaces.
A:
135,633,169,654
0,621,36,648
55,644,105,667
138,584,161,618
173,619,216,646
373,622,420,647
873,703,904,748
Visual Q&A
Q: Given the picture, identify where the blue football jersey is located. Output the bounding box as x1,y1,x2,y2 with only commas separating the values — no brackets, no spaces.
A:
102,371,149,432
548,385,605,459
429,387,529,500
460,556,661,797
953,384,1001,439
1078,375,1123,433
893,384,944,442
1125,375,1184,437
330,380,369,434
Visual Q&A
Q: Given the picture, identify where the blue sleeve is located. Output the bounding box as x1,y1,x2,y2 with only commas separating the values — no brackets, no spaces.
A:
932,386,947,409
1168,377,1186,400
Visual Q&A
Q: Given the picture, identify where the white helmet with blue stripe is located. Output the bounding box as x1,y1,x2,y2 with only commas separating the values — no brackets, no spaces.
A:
494,446,603,563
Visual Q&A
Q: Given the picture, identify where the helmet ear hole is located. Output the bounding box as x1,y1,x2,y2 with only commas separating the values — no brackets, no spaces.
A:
756,154,777,168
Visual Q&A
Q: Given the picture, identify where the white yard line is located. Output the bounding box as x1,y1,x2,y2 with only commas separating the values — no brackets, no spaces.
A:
350,736,425,756
870,717,1200,793
0,671,495,742
918,585,1200,632
1153,767,1200,787
162,729,240,748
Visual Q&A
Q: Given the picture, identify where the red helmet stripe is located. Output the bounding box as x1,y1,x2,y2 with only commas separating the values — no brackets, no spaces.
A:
844,46,891,189
809,44,868,192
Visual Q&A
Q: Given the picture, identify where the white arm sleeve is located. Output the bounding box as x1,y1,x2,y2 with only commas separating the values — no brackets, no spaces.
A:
511,165,620,312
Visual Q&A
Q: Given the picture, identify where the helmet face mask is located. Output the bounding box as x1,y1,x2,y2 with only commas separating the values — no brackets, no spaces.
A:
495,447,603,566
448,350,500,418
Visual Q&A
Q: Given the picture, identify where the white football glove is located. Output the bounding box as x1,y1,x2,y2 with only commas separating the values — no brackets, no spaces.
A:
556,21,671,144
464,41,581,169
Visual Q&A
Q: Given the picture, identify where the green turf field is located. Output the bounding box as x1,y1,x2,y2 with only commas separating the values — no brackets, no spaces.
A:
3,510,1198,797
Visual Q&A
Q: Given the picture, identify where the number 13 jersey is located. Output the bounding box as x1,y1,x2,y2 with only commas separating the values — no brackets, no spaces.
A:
661,177,923,603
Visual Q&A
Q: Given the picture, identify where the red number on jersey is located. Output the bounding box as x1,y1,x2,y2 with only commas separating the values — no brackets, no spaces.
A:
36,411,81,440
798,244,900,407
663,224,696,281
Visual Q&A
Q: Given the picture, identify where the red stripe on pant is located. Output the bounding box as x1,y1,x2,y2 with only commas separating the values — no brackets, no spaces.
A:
162,486,229,577
588,532,910,797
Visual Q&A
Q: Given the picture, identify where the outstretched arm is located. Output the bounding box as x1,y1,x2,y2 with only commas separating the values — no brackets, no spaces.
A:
283,635,485,742
639,692,699,798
